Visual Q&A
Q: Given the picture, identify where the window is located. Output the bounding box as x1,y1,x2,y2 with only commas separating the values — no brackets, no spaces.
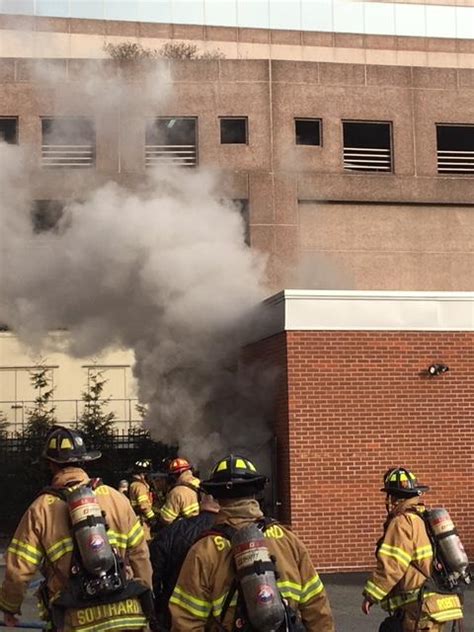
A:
145,117,197,167
436,124,474,175
343,121,392,172
295,118,321,146
220,117,248,144
0,117,18,144
31,200,65,233
41,117,95,168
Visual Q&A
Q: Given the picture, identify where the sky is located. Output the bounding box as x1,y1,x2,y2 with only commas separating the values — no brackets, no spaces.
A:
0,0,473,39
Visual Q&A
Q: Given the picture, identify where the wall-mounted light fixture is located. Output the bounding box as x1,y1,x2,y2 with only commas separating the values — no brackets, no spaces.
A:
428,363,449,377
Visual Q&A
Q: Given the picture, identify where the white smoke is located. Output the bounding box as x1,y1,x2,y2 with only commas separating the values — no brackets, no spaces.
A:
0,62,274,465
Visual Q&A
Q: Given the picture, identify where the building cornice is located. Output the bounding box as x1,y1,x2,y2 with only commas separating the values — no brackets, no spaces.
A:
261,290,474,335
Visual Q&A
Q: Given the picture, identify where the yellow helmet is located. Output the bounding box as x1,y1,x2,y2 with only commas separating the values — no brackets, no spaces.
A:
201,454,267,499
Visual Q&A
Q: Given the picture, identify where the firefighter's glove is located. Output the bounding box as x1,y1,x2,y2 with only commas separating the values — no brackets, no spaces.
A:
361,596,374,615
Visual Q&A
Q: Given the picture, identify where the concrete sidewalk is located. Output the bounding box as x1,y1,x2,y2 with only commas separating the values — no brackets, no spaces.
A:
322,572,473,631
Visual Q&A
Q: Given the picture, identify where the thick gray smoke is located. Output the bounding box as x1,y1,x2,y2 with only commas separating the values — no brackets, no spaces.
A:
0,64,274,465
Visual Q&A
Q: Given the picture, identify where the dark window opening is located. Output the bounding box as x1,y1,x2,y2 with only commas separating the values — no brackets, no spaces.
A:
145,117,197,167
436,124,474,175
343,121,392,172
220,117,248,144
41,117,95,168
295,118,321,146
232,199,250,246
0,118,18,144
31,200,65,233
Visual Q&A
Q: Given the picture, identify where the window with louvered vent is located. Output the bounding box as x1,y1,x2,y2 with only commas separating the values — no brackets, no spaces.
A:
343,121,392,173
437,124,474,175
41,117,95,168
146,117,197,168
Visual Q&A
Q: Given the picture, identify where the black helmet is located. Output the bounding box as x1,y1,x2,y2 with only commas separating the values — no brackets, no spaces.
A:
42,426,101,464
201,454,267,499
133,459,153,474
381,467,429,498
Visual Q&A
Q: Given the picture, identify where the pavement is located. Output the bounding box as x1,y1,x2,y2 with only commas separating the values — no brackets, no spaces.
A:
0,567,473,630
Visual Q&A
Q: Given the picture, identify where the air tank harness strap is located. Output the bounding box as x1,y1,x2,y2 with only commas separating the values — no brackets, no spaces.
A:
71,513,106,533
39,478,104,500
207,520,279,628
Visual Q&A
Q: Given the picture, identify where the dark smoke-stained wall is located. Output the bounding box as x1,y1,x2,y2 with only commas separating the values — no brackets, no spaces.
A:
248,329,474,572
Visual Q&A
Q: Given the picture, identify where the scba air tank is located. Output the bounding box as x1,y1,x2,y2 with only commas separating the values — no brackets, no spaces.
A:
67,486,114,576
232,523,285,632
426,508,470,581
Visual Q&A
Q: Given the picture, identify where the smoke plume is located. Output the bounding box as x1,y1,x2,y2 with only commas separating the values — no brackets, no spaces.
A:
0,62,274,465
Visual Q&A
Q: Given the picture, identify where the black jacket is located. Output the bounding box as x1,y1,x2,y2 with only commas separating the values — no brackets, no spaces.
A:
150,510,217,604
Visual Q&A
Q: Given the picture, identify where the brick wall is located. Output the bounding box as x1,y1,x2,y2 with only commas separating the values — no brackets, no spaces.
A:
247,330,474,572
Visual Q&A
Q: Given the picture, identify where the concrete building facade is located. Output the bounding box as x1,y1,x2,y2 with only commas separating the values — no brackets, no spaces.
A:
1,13,474,294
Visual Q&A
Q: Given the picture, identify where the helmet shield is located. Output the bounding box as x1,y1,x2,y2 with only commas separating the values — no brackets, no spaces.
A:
168,458,192,476
43,426,101,464
381,467,429,498
133,459,153,474
201,454,267,500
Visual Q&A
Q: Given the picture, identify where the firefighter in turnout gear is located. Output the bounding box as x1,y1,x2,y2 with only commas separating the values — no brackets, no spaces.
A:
159,457,200,526
0,426,153,631
169,455,335,632
362,467,464,631
129,459,156,541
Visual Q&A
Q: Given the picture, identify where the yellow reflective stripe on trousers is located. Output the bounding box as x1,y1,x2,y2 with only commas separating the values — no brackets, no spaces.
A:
182,503,200,517
211,592,238,617
378,543,412,568
365,580,388,602
300,574,324,603
0,592,21,612
412,545,433,562
127,521,145,548
431,608,463,622
8,539,43,566
75,615,147,632
170,586,212,619
46,537,74,562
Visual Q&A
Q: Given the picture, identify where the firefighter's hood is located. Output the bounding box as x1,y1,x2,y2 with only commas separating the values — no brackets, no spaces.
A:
215,498,264,528
51,466,90,489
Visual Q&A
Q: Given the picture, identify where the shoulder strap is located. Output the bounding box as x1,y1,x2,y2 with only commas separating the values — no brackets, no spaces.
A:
197,523,237,544
39,486,68,501
39,478,103,501
174,481,201,493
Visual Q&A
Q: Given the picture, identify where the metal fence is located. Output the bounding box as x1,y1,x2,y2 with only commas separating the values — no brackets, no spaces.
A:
0,429,172,537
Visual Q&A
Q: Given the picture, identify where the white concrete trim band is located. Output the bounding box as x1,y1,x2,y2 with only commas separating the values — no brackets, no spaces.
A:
262,290,474,334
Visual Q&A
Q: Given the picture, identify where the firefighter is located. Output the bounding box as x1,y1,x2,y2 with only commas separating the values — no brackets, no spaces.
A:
118,479,129,496
362,467,464,631
129,459,156,541
151,494,220,630
169,455,335,632
0,426,153,631
159,457,200,526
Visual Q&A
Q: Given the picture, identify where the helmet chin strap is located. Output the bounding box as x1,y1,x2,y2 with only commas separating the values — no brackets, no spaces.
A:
386,494,401,513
